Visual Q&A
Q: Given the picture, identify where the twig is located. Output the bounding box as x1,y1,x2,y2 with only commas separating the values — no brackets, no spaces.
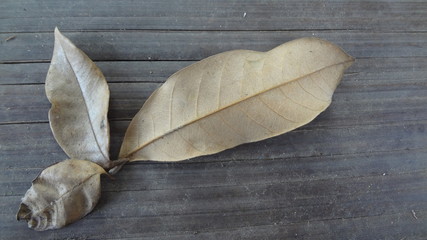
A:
411,209,418,220
5,35,16,42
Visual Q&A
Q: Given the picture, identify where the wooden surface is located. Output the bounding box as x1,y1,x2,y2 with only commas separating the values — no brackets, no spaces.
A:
1,0,426,239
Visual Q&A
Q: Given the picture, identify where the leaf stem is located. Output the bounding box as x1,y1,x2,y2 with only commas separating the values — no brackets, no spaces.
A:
107,158,130,175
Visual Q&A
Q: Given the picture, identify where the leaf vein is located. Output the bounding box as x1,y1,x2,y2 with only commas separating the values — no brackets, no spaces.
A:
57,39,109,161
218,112,247,141
177,131,203,154
196,121,228,149
296,80,329,103
236,104,275,134
278,87,323,112
195,65,204,118
169,79,177,129
217,55,228,109
257,96,298,123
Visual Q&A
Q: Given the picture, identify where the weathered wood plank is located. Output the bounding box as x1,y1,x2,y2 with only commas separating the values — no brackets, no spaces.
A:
2,132,427,236
2,208,426,240
1,120,426,169
4,62,192,86
3,148,427,196
1,31,427,62
2,81,427,126
0,82,159,123
2,0,426,238
1,0,426,32
1,56,427,124
1,177,426,239
2,57,427,85
0,61,194,85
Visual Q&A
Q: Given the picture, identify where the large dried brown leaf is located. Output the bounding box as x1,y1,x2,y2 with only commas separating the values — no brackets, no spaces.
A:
120,38,354,161
45,28,111,169
16,159,106,231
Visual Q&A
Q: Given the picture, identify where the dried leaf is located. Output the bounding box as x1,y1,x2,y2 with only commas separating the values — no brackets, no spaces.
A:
16,159,106,231
45,28,111,169
120,38,354,161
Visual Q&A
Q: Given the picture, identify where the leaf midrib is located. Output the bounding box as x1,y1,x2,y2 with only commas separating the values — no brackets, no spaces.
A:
57,36,109,162
124,59,354,158
30,173,100,223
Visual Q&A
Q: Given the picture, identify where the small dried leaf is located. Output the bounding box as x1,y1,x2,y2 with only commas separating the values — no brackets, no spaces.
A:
45,28,111,169
120,38,354,161
17,159,106,231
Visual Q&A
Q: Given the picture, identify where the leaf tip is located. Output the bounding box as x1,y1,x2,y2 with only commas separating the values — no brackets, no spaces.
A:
16,203,42,231
53,27,69,46
54,27,61,37
348,54,356,63
107,159,130,175
16,203,30,221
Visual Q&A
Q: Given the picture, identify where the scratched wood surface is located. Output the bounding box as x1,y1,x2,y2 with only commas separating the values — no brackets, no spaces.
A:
1,1,426,239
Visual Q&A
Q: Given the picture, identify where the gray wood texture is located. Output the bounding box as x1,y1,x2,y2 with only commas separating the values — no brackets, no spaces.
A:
1,0,426,239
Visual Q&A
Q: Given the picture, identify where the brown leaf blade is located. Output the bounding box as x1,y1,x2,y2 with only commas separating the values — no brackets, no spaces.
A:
45,28,111,168
17,159,106,231
120,38,354,162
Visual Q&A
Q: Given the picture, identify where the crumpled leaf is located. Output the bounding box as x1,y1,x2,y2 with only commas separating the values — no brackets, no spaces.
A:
45,28,111,169
16,159,106,231
119,37,354,161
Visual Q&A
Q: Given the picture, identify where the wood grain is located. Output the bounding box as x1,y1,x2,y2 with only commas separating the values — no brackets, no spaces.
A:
1,0,426,32
1,57,426,125
1,0,426,239
1,31,427,62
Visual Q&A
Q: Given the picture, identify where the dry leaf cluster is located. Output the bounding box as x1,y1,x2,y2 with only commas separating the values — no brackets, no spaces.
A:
17,28,354,231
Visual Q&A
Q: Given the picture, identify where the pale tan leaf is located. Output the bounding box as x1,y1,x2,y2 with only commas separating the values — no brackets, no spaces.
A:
16,159,106,231
45,28,111,168
119,37,354,161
